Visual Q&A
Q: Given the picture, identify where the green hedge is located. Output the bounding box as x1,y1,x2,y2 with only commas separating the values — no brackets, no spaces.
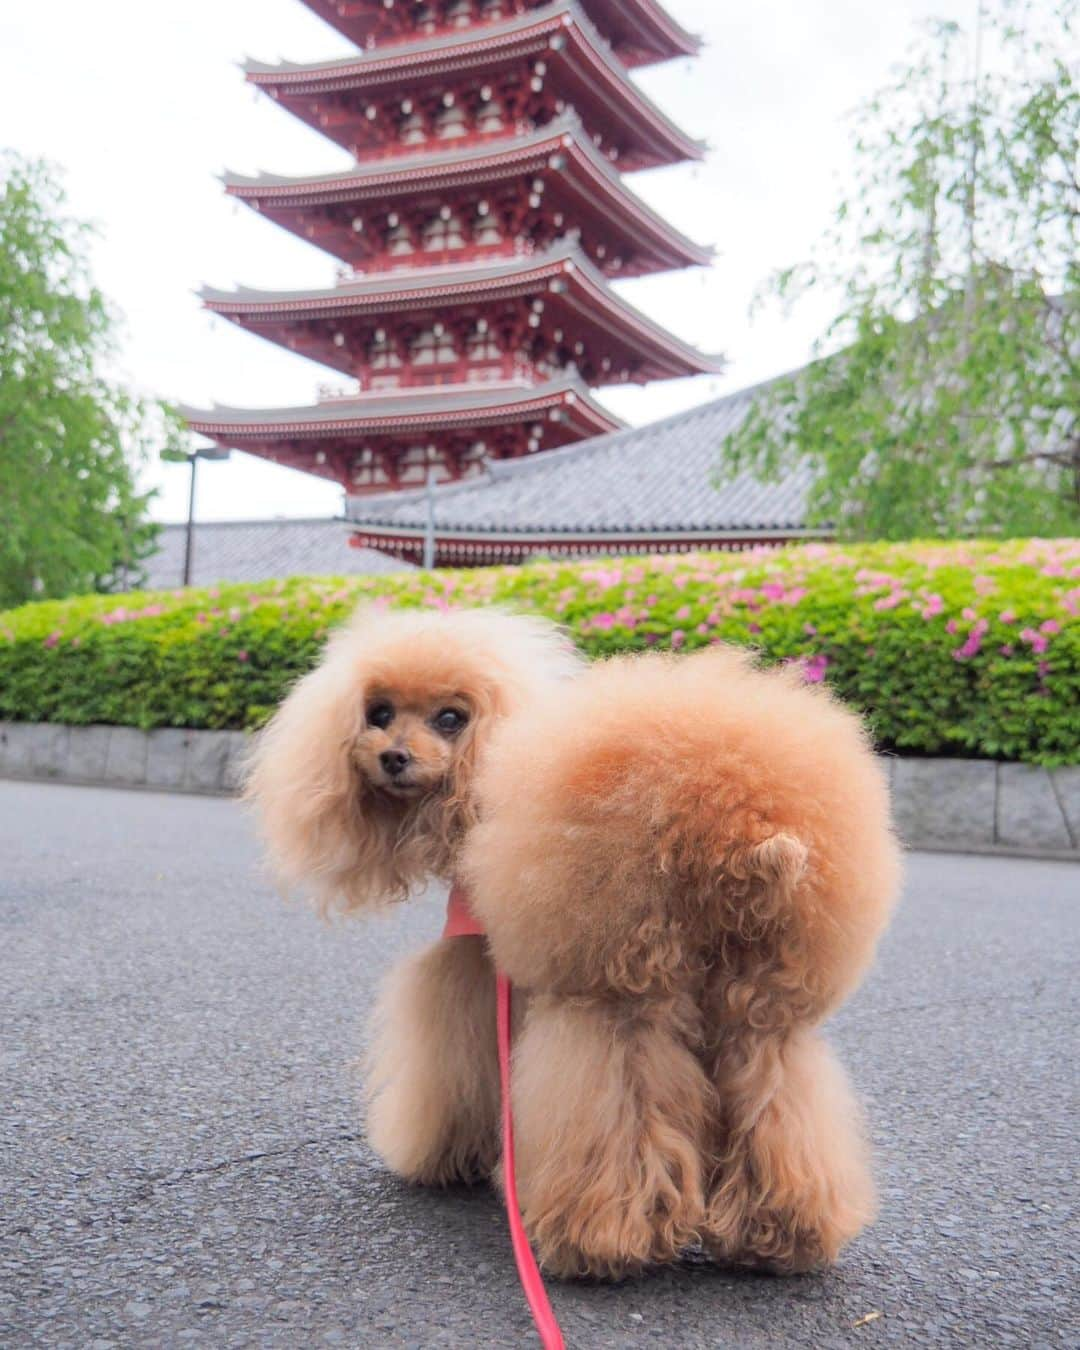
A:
0,539,1077,764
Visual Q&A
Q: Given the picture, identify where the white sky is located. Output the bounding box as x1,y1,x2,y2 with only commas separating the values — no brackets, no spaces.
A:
1,0,976,523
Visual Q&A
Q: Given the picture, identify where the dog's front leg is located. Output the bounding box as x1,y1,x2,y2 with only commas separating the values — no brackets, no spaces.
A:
365,936,499,1185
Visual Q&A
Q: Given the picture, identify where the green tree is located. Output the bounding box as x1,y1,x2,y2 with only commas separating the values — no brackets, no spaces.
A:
0,155,180,609
719,0,1079,539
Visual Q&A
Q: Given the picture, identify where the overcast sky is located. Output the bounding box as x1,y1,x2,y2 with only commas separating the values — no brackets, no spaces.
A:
2,0,976,523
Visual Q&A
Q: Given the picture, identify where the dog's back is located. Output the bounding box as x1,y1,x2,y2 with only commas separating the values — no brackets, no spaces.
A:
464,645,902,1276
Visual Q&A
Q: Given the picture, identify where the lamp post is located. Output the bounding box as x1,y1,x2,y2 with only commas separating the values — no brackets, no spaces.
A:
160,445,231,587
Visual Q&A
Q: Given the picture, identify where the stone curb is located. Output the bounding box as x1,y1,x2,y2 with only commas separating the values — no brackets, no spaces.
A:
0,722,250,799
1,722,1077,860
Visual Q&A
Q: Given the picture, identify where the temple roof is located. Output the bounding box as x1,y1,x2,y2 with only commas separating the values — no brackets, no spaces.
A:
179,376,621,442
299,0,701,68
246,1,705,169
200,243,724,382
140,519,412,590
346,379,816,537
223,114,712,273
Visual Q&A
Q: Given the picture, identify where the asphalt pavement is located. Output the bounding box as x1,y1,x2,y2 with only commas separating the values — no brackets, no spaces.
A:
0,780,1076,1349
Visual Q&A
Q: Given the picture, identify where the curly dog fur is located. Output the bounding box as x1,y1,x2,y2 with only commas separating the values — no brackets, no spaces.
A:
249,609,900,1281
461,644,901,1278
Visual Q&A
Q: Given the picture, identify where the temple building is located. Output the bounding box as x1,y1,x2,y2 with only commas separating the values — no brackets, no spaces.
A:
182,0,721,494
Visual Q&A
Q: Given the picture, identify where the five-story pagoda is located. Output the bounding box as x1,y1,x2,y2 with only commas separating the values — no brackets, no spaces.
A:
183,0,722,494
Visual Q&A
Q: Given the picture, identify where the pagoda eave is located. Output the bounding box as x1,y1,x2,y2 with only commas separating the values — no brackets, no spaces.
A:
246,1,704,170
346,525,820,569
299,0,700,68
222,118,712,274
180,381,622,490
182,385,619,440
200,246,725,385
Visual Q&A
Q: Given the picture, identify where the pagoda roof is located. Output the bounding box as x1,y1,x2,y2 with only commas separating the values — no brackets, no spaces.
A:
200,243,724,382
224,114,712,272
346,377,818,539
180,377,620,449
246,1,705,169
299,0,701,68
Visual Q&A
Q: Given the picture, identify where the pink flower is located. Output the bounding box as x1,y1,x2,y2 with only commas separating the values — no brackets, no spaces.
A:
675,606,691,621
43,631,61,649
748,622,762,635
874,591,905,611
962,607,977,622
999,609,1017,625
953,617,989,661
1037,660,1051,680
801,653,830,684
760,582,786,601
1040,619,1061,635
1020,627,1049,654
591,613,616,631
671,630,686,649
803,622,818,636
696,623,710,636
946,619,959,635
237,650,249,662
920,594,944,619
999,644,1015,656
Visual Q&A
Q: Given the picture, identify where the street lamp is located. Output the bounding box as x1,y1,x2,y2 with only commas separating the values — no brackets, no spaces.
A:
160,444,232,587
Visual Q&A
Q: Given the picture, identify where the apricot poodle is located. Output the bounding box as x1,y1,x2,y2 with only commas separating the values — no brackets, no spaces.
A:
248,608,901,1281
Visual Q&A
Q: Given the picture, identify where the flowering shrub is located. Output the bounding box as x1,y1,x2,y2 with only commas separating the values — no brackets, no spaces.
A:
0,539,1077,764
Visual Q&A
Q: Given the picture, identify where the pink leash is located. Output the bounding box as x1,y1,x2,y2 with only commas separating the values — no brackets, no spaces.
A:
443,886,566,1350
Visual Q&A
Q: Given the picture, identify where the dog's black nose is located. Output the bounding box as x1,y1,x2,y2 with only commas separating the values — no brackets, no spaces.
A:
379,749,411,777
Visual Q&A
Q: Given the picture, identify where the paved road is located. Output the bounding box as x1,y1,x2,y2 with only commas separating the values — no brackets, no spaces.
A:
1,781,1076,1349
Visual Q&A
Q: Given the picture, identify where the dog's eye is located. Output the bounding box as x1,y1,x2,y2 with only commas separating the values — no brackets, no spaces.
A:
367,701,395,729
432,708,468,736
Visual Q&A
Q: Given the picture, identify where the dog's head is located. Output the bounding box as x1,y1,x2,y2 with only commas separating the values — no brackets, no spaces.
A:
246,604,579,915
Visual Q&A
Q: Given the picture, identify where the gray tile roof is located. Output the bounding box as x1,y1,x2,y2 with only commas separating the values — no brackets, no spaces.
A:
135,519,412,591
203,241,585,304
179,377,621,433
347,380,817,536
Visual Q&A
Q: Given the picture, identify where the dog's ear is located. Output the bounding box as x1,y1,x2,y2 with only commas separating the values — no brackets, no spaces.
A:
243,628,407,916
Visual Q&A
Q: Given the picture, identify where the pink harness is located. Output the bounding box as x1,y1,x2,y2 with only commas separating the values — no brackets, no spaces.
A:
442,885,565,1350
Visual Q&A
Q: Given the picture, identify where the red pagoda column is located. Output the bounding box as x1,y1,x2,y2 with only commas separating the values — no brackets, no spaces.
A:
182,0,721,495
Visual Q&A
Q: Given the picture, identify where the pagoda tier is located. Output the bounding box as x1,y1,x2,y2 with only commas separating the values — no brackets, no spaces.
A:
245,0,705,168
224,115,712,276
300,0,700,68
201,246,724,390
186,0,715,501
179,378,620,492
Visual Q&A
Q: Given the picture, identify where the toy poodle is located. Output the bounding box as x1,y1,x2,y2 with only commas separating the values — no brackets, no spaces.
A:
245,603,580,1185
460,643,901,1279
249,608,900,1283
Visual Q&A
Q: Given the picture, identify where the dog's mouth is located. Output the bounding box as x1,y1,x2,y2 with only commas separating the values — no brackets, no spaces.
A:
376,775,430,799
